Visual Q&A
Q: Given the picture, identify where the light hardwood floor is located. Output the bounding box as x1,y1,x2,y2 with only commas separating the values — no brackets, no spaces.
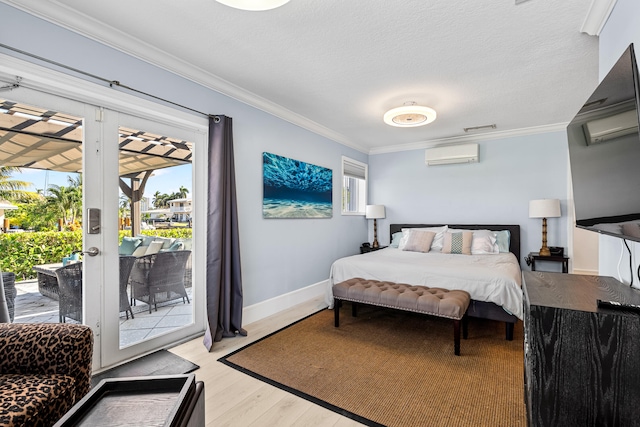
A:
169,296,364,427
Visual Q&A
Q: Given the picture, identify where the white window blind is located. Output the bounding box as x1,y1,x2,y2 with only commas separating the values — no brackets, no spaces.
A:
343,159,366,180
341,156,367,215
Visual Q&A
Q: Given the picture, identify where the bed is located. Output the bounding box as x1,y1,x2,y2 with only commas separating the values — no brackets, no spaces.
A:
327,224,522,340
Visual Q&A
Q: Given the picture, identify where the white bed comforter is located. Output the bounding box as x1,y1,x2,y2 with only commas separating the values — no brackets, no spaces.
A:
327,248,523,319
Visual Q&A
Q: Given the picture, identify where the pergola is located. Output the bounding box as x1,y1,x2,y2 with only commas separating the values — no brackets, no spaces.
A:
0,99,193,236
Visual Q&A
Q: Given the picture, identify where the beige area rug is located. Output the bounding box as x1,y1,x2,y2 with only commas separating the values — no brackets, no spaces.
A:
219,305,526,427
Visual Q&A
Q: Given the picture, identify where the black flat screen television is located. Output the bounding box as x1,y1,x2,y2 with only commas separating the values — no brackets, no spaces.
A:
567,44,640,243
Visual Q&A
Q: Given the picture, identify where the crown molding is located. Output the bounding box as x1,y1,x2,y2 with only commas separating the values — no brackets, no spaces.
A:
0,0,368,154
581,0,618,36
368,122,569,155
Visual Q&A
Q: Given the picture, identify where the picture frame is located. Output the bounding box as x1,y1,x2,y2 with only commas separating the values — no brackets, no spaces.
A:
262,152,332,219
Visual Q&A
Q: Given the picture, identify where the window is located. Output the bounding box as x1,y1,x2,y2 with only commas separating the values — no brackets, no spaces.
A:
342,156,367,215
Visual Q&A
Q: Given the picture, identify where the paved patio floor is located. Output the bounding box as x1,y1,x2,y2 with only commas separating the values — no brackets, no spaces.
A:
13,280,193,347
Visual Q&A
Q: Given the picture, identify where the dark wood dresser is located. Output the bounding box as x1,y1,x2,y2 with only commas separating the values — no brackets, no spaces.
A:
523,271,640,427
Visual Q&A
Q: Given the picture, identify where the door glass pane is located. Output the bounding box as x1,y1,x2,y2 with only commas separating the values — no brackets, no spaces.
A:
117,126,194,348
0,98,84,325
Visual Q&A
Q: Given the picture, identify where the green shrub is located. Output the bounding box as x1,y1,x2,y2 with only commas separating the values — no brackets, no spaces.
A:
2,228,193,281
0,231,82,280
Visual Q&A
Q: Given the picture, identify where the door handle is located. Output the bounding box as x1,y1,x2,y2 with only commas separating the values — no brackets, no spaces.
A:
82,247,100,257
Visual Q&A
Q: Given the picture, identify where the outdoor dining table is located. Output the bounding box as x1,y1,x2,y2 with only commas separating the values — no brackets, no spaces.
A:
32,263,64,300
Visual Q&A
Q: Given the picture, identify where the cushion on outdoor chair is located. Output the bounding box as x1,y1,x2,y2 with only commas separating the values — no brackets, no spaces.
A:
118,237,142,256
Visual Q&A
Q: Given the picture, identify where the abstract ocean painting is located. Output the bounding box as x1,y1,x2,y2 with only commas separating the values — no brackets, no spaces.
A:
263,152,332,218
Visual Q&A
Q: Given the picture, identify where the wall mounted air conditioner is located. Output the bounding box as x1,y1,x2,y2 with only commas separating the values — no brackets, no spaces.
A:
583,109,639,145
425,143,479,166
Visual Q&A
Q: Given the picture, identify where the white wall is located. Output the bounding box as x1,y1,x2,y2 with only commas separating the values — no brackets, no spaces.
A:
0,3,369,309
597,0,640,286
368,132,569,271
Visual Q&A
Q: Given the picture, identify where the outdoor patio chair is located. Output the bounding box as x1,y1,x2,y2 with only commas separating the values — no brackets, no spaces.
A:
55,261,83,323
119,255,137,319
130,250,191,313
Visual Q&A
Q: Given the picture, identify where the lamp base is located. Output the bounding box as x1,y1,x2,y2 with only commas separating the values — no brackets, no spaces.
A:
372,218,379,248
539,217,550,256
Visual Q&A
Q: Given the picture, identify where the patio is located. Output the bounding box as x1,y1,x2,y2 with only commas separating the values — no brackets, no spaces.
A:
12,279,193,347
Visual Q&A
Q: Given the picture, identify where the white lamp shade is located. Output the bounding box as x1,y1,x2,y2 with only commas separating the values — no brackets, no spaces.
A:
529,199,561,218
365,205,386,219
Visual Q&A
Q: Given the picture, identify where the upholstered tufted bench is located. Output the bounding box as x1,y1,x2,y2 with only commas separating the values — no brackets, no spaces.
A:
332,278,471,355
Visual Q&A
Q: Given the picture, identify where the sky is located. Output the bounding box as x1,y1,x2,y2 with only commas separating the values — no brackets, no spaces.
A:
17,165,193,204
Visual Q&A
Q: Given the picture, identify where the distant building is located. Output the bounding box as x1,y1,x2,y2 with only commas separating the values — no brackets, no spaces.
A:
143,208,170,220
168,198,192,222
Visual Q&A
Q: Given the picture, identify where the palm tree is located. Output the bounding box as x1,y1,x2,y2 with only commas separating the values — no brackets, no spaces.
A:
47,182,81,225
152,191,163,208
177,185,189,198
66,174,82,223
119,194,131,217
0,166,31,201
67,174,82,189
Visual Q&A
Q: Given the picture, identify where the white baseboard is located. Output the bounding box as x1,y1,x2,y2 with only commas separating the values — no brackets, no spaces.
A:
571,268,599,275
242,279,329,325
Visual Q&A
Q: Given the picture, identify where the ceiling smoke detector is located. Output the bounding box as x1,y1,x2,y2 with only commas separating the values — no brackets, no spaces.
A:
383,102,437,128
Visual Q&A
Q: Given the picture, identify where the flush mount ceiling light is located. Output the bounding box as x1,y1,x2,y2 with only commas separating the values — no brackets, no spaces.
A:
215,0,290,11
383,102,437,127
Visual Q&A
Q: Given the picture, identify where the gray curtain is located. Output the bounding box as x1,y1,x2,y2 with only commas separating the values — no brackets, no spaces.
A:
0,270,10,323
203,115,246,351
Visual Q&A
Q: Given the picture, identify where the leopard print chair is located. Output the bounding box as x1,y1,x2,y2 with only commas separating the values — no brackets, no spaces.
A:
0,323,93,427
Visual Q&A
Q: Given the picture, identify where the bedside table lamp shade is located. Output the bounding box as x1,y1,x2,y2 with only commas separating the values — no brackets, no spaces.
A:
365,205,385,248
529,199,561,256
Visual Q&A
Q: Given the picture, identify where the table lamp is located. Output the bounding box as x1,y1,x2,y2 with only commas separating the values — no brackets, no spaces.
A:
529,199,561,256
365,205,385,248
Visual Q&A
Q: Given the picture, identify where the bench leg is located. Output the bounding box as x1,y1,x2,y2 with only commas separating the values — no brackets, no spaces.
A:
453,319,461,356
462,314,468,340
334,300,340,327
351,302,358,317
505,322,514,341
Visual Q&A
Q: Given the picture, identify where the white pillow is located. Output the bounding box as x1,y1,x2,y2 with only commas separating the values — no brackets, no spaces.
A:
131,246,148,257
145,240,164,255
398,226,448,251
402,230,436,253
471,230,499,255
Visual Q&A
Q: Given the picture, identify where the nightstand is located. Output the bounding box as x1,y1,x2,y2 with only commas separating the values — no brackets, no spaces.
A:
525,252,569,273
360,245,387,254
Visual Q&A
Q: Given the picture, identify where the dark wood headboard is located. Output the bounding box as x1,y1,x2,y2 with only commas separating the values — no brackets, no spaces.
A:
390,224,521,263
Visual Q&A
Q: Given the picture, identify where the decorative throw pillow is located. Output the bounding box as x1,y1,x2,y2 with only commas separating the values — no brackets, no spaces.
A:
471,230,499,255
145,240,164,255
118,237,142,255
442,231,472,255
131,246,148,257
398,226,447,251
138,234,156,246
402,230,436,253
494,230,511,253
167,241,185,251
390,232,403,248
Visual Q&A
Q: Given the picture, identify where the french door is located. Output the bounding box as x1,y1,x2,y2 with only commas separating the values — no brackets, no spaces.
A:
0,56,207,370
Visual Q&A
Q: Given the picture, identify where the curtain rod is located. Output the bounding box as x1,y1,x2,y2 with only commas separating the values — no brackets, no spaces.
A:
0,43,213,119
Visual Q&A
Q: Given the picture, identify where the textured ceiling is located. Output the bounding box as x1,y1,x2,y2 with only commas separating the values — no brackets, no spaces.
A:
2,0,600,153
